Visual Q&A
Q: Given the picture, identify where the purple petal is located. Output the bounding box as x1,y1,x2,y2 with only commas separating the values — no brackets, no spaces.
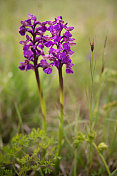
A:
68,51,74,56
54,23,63,31
40,59,48,65
38,44,44,49
45,41,53,47
26,64,33,71
31,45,36,50
49,47,55,54
23,49,33,58
23,45,29,51
28,14,36,21
57,16,62,20
25,19,31,25
26,35,31,40
47,25,54,32
19,65,25,70
69,42,76,46
41,21,47,25
54,60,60,68
54,35,61,43
56,16,64,23
59,52,67,60
66,68,74,74
63,43,71,51
62,56,71,64
43,67,52,74
19,40,27,45
64,31,72,38
41,26,47,32
19,26,26,36
66,26,74,31
69,38,75,41
35,21,41,25
26,28,32,33
47,21,53,25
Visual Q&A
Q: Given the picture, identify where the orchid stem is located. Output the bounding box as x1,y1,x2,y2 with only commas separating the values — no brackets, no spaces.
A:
55,66,64,173
58,66,64,155
35,68,47,132
32,25,47,132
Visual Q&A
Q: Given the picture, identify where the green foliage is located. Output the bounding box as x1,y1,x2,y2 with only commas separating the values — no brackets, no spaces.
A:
0,129,57,175
111,169,117,176
0,169,13,176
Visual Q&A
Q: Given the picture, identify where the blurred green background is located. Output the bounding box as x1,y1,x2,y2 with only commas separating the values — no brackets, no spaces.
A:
0,0,117,155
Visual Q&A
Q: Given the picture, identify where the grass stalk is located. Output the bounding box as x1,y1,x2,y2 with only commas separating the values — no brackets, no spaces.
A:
88,43,95,168
94,71,103,128
90,51,94,130
39,168,44,176
73,111,80,176
94,37,106,128
74,149,77,176
14,103,24,133
0,135,3,148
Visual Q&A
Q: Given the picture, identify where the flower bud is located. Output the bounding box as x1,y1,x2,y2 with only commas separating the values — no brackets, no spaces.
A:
74,132,85,148
87,131,96,142
90,40,94,52
98,142,108,152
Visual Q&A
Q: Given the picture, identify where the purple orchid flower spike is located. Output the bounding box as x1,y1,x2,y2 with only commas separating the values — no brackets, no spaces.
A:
19,14,50,132
19,14,52,72
45,16,75,74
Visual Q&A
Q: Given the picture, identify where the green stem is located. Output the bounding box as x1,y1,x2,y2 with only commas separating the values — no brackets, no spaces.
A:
39,168,44,176
13,165,20,176
74,149,77,176
94,47,104,128
35,69,47,132
58,66,64,155
55,66,64,173
94,72,103,128
32,25,46,132
0,135,3,149
90,51,94,130
88,51,94,168
92,142,111,176
88,143,93,167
